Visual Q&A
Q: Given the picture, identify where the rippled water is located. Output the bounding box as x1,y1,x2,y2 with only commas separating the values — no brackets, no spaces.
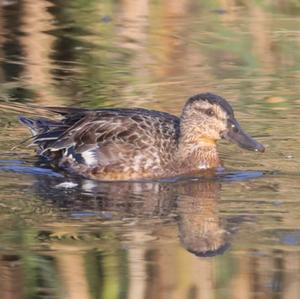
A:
1,1,300,298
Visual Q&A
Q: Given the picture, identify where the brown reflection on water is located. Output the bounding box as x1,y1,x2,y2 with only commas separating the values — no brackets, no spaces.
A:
20,0,62,105
118,0,149,51
249,6,275,74
116,0,152,106
56,252,90,299
0,255,24,299
153,0,189,79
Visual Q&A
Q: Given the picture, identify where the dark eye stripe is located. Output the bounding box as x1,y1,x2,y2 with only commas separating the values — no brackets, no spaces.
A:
193,106,204,112
194,107,209,113
194,107,215,116
193,106,225,120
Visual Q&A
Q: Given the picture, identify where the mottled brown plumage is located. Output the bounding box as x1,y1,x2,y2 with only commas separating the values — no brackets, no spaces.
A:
19,93,264,180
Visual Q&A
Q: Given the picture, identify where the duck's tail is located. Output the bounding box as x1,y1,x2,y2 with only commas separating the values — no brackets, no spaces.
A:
18,116,67,152
18,116,42,137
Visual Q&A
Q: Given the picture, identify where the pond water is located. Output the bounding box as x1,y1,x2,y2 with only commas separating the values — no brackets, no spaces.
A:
1,1,300,298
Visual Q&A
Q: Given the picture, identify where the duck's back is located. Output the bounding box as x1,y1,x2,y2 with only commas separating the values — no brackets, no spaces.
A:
20,107,181,180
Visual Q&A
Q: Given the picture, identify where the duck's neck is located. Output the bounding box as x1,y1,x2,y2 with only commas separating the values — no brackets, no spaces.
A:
176,123,221,171
177,141,220,171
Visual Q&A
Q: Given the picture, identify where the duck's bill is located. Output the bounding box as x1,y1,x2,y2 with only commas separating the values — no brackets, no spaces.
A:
222,119,265,152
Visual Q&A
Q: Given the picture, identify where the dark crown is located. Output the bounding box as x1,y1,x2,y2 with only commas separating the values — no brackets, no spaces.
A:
186,93,234,116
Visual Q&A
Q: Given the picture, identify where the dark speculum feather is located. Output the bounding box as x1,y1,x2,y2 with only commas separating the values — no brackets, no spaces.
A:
32,130,65,142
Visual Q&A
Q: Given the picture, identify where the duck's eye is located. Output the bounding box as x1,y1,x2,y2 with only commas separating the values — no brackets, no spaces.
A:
205,108,215,117
231,123,239,133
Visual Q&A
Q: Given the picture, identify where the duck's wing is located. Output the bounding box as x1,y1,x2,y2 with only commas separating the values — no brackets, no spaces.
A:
47,113,143,151
34,109,179,167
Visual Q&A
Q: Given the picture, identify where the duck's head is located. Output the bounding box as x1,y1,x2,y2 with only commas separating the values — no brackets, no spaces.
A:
180,93,265,152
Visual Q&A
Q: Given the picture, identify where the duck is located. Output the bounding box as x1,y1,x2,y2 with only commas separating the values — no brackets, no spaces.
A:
19,93,264,181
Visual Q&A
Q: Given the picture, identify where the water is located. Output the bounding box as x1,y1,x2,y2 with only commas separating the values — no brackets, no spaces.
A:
1,1,300,298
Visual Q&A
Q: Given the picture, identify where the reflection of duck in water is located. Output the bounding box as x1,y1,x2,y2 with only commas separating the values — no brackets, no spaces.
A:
19,93,264,181
177,181,230,257
35,175,231,257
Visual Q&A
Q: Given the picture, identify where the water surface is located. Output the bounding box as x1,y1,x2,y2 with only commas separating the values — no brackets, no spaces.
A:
1,1,300,298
